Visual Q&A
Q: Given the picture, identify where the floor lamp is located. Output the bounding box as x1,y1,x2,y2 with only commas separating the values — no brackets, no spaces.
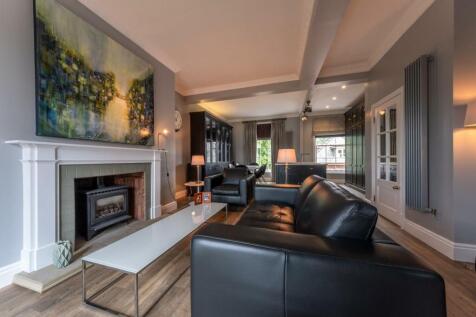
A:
191,155,205,188
277,149,297,184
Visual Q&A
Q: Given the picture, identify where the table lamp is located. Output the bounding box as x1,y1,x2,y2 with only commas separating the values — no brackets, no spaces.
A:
277,149,297,184
191,155,205,183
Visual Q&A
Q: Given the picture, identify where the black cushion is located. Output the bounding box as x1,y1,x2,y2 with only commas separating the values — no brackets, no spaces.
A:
212,184,240,196
295,180,377,240
222,168,248,185
293,175,325,218
241,202,294,225
237,218,295,232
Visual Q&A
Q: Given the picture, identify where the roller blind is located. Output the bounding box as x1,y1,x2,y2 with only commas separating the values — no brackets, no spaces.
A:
312,115,345,136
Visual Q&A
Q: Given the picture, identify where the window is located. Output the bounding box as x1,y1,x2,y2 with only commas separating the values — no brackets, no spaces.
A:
314,136,345,171
256,139,272,171
256,123,272,172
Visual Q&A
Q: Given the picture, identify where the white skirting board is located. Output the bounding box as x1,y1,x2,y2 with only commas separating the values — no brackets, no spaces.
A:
161,200,178,214
402,219,476,263
175,190,187,200
0,261,22,289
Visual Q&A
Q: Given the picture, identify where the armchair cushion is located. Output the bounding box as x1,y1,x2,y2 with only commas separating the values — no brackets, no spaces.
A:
222,168,248,185
212,184,240,196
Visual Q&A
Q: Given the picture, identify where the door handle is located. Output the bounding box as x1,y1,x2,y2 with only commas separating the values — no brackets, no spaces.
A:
392,185,400,190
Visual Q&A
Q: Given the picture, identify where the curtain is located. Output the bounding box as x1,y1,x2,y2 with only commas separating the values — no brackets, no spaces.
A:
271,119,286,180
243,121,257,164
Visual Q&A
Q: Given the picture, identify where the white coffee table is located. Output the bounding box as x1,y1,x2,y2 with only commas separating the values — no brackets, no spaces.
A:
82,202,227,316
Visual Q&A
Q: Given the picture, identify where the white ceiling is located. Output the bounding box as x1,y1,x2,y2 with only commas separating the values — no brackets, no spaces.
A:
320,0,435,77
199,90,308,121
79,0,314,96
310,83,365,112
197,82,365,121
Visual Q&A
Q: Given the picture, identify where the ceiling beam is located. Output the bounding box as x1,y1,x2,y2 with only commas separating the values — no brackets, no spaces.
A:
314,71,369,87
298,0,350,90
183,0,350,105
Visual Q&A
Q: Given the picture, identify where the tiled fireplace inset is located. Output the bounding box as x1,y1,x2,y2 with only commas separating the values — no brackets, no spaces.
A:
60,163,151,249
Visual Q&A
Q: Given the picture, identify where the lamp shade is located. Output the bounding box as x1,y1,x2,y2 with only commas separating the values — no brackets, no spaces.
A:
277,149,297,163
191,155,205,166
464,102,476,127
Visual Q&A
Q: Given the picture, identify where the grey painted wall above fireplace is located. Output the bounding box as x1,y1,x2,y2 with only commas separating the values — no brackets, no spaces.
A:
0,0,176,269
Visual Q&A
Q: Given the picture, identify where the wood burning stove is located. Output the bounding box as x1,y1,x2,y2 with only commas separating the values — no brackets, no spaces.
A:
77,185,131,240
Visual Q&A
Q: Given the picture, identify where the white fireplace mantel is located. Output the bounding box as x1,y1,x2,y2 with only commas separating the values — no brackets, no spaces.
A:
6,140,163,273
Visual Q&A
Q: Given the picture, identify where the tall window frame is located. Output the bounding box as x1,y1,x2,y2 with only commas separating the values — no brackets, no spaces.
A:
314,135,345,171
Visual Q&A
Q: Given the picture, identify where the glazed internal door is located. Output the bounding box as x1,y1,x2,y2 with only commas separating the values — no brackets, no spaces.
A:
374,92,404,226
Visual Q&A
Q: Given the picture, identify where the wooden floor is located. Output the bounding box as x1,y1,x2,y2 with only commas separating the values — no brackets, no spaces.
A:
1,207,475,316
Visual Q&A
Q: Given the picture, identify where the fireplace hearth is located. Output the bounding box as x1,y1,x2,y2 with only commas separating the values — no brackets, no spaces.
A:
77,185,131,240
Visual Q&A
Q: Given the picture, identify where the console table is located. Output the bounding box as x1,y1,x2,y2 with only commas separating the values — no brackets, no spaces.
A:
82,202,227,316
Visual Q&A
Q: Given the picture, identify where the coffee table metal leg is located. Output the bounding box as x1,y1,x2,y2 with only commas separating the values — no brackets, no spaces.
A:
82,260,86,302
134,273,139,317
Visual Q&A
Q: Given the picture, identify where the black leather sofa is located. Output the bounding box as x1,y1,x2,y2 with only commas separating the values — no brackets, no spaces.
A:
191,176,446,317
204,168,255,206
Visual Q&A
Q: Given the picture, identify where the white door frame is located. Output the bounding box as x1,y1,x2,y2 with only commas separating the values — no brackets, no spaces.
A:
370,87,406,227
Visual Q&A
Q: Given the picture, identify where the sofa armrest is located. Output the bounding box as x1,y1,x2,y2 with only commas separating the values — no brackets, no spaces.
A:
254,183,300,205
192,224,446,317
204,173,223,192
239,174,255,204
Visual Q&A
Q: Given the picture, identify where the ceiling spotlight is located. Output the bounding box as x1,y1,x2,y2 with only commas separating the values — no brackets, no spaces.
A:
325,105,330,109
341,85,347,89
301,115,308,121
332,96,337,101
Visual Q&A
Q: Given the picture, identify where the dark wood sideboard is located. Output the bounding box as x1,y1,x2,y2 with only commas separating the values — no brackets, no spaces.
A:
275,163,327,185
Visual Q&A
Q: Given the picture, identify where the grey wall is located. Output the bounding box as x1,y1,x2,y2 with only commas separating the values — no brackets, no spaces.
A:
452,0,476,245
452,106,476,244
231,122,245,163
175,93,190,193
365,0,454,240
284,117,300,154
0,0,176,268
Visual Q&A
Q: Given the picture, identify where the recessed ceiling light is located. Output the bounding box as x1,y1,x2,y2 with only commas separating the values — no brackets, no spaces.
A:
341,85,347,89
332,96,337,100
325,105,330,109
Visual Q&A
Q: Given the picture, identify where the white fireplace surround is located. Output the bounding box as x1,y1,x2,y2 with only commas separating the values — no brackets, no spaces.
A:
6,140,163,273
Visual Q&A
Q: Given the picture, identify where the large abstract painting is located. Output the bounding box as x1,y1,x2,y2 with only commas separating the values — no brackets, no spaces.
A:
34,0,154,145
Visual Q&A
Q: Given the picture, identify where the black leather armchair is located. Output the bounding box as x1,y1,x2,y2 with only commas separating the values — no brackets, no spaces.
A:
204,168,255,205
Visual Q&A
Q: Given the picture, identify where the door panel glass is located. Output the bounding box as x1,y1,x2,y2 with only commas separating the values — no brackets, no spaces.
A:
389,108,397,130
379,164,386,180
379,111,386,132
389,165,397,182
390,131,397,156
379,134,386,156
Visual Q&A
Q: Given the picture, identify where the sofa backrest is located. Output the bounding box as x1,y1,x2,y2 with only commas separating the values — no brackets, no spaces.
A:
295,180,377,240
222,168,248,185
293,175,324,218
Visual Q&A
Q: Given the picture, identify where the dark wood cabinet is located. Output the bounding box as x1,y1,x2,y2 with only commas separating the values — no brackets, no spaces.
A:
345,100,365,191
275,163,327,185
189,111,232,179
